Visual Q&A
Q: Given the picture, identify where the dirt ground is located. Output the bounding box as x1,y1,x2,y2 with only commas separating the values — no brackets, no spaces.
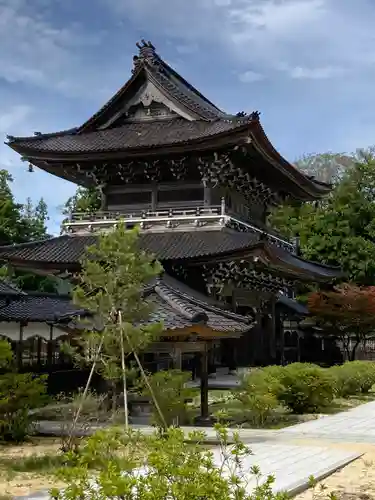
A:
2,437,375,498
293,440,375,499
0,438,63,498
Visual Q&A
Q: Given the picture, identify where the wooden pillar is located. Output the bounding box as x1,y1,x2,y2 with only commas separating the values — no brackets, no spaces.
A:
269,298,277,362
280,318,286,366
99,184,107,211
151,185,157,211
200,341,209,420
47,325,53,366
37,336,42,366
17,323,24,370
203,184,211,206
172,346,182,370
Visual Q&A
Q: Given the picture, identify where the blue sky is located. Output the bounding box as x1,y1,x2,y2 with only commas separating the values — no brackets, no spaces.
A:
1,0,375,234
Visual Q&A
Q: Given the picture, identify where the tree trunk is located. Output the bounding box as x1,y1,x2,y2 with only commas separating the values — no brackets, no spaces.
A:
350,340,360,361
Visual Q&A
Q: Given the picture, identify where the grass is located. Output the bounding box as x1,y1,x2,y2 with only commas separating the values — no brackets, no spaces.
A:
0,453,65,477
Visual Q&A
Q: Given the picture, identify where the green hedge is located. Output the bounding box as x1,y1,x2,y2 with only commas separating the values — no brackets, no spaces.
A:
328,361,375,397
237,361,375,416
274,363,336,414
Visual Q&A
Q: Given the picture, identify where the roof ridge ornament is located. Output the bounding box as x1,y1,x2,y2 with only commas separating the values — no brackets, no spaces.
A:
133,39,157,72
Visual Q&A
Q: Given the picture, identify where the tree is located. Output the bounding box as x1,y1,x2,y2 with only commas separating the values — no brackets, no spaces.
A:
270,150,375,284
63,186,100,217
67,223,163,431
0,169,55,292
308,284,375,361
295,152,354,184
0,170,49,245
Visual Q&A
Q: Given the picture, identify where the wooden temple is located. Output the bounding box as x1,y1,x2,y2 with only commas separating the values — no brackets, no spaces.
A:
1,40,343,419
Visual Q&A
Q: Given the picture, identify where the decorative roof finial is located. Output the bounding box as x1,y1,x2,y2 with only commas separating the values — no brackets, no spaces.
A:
133,39,157,71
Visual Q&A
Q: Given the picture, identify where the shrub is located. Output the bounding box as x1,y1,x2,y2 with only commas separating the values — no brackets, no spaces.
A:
137,369,194,427
276,363,335,414
234,368,282,426
235,392,279,427
0,372,48,442
329,361,375,397
52,425,290,500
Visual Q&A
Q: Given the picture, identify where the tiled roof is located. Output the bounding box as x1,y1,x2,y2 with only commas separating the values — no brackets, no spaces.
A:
147,274,252,334
64,274,252,335
0,280,25,295
78,40,229,131
0,230,259,265
7,118,249,155
0,293,86,323
0,231,343,282
277,295,309,316
0,274,251,334
270,245,344,281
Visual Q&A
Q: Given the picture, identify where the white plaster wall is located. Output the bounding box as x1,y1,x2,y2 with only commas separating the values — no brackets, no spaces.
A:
0,322,67,341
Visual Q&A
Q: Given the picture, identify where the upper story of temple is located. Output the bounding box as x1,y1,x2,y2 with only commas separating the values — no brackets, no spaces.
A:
6,40,331,253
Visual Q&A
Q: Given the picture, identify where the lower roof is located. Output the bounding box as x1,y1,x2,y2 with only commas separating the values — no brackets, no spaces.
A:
0,292,86,323
0,230,343,283
0,275,251,335
0,230,259,265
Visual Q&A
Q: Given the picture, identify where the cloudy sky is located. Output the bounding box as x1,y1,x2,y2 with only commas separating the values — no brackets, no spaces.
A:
1,0,375,233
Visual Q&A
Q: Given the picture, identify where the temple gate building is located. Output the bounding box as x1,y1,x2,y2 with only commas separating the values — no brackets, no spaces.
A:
1,41,343,407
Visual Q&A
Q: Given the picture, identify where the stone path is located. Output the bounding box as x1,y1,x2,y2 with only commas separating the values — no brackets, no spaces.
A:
279,400,375,443
15,443,360,500
16,399,375,499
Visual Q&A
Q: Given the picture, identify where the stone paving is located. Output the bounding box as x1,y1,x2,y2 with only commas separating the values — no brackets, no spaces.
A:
15,443,360,500
15,398,375,499
279,400,375,443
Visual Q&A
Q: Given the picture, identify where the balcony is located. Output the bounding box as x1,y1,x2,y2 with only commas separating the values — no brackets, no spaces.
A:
62,201,296,253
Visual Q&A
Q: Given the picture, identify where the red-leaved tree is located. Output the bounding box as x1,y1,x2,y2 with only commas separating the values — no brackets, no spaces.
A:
308,284,375,361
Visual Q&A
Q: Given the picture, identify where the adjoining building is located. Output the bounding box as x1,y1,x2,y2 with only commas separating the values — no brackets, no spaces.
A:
1,41,343,405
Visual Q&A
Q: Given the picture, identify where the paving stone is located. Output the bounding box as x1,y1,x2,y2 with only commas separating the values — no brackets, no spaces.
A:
14,443,360,499
279,400,375,442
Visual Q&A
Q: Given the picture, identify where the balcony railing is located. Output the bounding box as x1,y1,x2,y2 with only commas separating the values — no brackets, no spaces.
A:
63,201,295,253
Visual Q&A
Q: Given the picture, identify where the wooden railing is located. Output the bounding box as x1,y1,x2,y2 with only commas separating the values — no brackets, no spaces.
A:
63,202,295,252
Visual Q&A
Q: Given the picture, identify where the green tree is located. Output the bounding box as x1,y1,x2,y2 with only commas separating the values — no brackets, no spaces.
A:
295,152,354,184
63,186,101,216
270,150,375,284
0,170,55,291
66,223,163,431
0,170,49,245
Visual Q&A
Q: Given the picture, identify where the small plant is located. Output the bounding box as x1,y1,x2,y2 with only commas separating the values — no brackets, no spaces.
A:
137,369,194,427
235,392,279,428
52,425,290,500
54,390,108,453
234,369,282,427
276,363,335,414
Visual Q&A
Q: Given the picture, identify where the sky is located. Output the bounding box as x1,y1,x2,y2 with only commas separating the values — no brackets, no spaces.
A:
1,0,375,234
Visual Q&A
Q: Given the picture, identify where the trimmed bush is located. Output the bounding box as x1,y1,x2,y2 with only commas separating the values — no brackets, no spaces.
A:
329,361,375,397
275,363,336,414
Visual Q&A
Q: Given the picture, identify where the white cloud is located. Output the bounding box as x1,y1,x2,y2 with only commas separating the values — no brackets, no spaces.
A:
102,0,375,81
238,70,264,83
0,104,76,233
289,65,344,80
0,0,105,96
0,105,32,134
